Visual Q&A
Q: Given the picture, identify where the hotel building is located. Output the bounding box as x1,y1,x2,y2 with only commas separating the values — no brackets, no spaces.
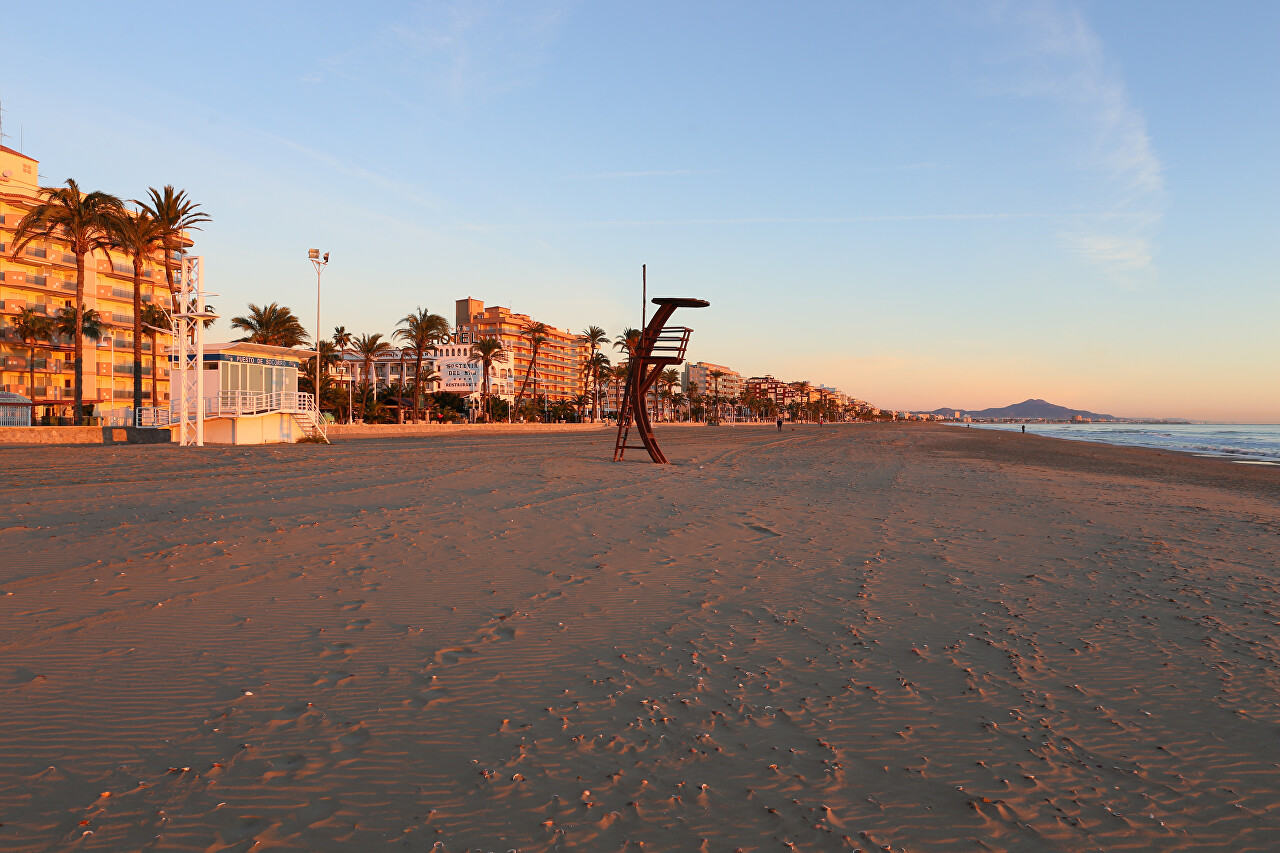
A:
454,298,587,402
684,361,743,401
337,342,517,404
0,145,173,422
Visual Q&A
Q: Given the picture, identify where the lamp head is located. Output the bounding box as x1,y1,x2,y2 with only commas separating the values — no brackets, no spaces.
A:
323,252,329,264
308,248,319,260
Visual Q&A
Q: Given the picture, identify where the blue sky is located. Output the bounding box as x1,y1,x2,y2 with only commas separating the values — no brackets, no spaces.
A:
3,1,1277,419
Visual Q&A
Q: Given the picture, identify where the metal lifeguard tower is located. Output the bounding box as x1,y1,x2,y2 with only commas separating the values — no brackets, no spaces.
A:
613,296,709,463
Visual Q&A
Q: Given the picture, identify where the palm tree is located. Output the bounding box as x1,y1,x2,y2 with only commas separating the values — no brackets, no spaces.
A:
790,381,812,422
591,357,613,416
611,363,630,417
138,302,169,408
583,351,611,422
468,337,506,422
514,321,549,418
53,306,104,415
415,365,441,415
332,326,353,422
142,186,210,311
11,308,53,402
11,179,124,423
571,393,590,422
660,367,681,422
300,340,340,392
613,327,641,359
352,333,392,417
578,325,608,421
709,370,726,423
106,206,166,414
395,308,450,423
230,303,309,347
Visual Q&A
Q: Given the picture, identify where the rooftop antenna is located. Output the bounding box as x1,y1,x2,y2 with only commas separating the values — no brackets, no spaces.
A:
0,99,9,148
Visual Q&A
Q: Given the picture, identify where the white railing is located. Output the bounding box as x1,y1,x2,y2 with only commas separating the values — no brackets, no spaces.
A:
136,390,325,440
202,390,316,418
135,407,173,428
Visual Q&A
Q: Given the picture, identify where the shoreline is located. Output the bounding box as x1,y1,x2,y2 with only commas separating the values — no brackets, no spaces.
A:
952,420,1280,466
2,424,1278,849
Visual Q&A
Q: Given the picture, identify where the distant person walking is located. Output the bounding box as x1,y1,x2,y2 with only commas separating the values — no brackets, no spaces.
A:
1021,424,1026,433
776,415,784,432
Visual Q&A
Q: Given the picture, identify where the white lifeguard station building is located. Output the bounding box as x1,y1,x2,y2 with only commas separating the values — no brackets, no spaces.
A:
137,341,324,444
196,342,323,444
133,255,326,445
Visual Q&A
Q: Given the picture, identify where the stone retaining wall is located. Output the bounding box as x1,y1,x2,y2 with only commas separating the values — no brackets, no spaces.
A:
326,422,612,439
0,426,173,446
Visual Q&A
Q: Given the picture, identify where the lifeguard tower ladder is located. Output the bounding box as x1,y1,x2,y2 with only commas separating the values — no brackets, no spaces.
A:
614,297,710,464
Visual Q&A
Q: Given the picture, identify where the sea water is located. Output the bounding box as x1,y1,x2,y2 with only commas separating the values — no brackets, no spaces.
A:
958,422,1280,464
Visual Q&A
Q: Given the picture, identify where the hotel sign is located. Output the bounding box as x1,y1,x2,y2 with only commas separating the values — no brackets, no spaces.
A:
437,357,482,393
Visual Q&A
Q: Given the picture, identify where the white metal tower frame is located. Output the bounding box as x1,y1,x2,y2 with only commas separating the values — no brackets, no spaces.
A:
172,256,216,447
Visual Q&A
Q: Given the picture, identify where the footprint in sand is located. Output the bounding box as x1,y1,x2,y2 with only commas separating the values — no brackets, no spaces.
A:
270,703,311,721
219,815,272,844
296,798,338,826
339,726,370,749
744,523,782,538
310,670,354,687
337,600,365,612
344,618,372,631
436,646,479,664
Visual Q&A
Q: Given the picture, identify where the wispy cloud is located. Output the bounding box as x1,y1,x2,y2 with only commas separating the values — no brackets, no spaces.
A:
254,129,434,209
316,1,568,107
560,169,725,180
983,1,1163,283
456,212,1058,232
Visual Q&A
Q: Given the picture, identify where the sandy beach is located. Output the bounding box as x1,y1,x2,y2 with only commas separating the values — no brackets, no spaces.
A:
3,423,1280,852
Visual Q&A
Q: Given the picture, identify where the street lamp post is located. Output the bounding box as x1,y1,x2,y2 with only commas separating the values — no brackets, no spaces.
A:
308,249,329,419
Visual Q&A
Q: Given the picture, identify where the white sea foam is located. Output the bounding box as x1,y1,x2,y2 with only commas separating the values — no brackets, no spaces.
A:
958,422,1280,463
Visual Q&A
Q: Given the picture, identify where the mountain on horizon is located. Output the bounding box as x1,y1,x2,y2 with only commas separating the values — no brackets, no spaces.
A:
918,398,1120,421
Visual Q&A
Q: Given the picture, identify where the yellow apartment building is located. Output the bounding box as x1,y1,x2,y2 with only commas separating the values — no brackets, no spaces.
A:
0,145,173,423
454,298,587,402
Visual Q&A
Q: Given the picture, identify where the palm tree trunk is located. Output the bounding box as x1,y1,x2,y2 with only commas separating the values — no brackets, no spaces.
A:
481,357,490,422
132,255,144,417
413,352,424,423
149,331,158,408
514,355,535,416
164,253,177,311
590,345,598,422
74,254,85,424
27,342,37,400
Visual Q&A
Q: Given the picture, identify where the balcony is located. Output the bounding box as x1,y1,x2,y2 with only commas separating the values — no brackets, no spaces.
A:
112,364,152,376
24,247,47,259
